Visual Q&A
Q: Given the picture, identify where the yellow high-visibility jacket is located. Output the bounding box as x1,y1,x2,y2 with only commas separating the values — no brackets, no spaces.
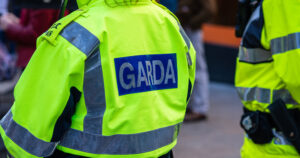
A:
235,0,300,157
0,0,196,157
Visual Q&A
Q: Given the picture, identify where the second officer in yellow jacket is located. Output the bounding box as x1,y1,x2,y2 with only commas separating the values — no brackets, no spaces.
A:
236,0,300,157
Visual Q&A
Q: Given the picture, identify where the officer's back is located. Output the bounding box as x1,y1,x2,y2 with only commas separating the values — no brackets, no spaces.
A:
0,0,196,157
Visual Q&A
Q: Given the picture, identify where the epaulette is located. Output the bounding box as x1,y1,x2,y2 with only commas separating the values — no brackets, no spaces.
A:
41,6,88,45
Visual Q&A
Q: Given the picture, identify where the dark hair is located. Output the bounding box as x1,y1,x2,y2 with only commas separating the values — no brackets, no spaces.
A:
104,0,140,7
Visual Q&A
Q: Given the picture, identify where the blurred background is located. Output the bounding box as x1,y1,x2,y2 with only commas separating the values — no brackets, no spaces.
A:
0,0,244,157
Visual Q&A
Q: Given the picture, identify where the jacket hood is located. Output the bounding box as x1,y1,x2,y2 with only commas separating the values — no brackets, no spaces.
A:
76,0,92,8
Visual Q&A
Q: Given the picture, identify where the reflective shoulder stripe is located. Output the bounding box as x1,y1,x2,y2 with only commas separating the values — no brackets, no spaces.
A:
0,111,57,157
179,25,190,49
60,22,104,134
271,32,300,55
238,46,273,63
59,123,180,155
60,22,100,57
236,87,298,105
179,25,192,66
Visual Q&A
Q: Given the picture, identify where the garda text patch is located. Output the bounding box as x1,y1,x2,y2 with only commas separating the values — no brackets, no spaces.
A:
115,54,178,95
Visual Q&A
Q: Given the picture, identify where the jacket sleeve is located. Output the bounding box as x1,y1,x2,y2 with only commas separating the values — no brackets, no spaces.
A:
262,1,300,104
271,36,300,104
5,9,59,45
0,35,86,158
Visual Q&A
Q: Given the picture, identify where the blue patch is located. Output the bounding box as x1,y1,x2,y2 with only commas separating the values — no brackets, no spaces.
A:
115,54,178,96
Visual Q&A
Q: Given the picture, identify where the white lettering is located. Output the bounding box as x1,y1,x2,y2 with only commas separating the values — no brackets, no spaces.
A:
153,60,164,85
118,57,177,91
146,61,154,85
164,59,176,84
137,61,149,87
119,62,136,90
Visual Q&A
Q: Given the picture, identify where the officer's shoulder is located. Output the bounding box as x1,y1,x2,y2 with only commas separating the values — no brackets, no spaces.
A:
152,2,180,23
41,7,89,45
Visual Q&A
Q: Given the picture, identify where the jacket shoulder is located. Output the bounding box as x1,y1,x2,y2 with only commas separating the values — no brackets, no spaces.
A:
152,1,180,23
41,7,88,45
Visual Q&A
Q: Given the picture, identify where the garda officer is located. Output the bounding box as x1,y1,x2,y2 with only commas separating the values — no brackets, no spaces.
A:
0,0,196,157
236,0,300,157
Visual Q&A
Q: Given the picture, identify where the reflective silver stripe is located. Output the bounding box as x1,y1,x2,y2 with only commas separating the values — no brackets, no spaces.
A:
179,25,192,66
179,25,190,49
236,87,298,104
236,87,271,103
60,22,100,57
238,46,273,63
273,89,298,105
186,52,192,66
271,32,300,55
83,48,106,134
59,123,180,155
60,22,104,134
0,111,57,157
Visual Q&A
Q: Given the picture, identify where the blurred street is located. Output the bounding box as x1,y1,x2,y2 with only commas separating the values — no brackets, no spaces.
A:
174,82,244,158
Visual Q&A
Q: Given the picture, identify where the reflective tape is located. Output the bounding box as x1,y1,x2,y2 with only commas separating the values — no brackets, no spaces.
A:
236,87,298,105
273,89,299,105
83,48,106,134
61,22,100,57
238,46,273,63
236,87,271,103
0,111,57,157
179,25,190,49
59,123,180,155
271,32,300,55
61,22,104,134
179,25,192,66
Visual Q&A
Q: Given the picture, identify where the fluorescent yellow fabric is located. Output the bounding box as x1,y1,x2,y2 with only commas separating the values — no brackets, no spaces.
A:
57,140,178,158
236,0,300,157
241,137,299,158
0,0,195,157
60,1,195,157
0,34,86,158
0,127,39,158
71,0,195,136
262,0,300,104
76,0,91,8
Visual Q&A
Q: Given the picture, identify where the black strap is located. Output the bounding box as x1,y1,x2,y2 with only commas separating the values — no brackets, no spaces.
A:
59,0,68,19
241,105,300,147
268,99,300,154
240,107,274,144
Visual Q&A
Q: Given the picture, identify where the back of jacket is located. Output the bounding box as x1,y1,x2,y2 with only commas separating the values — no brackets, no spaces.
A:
0,0,196,157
